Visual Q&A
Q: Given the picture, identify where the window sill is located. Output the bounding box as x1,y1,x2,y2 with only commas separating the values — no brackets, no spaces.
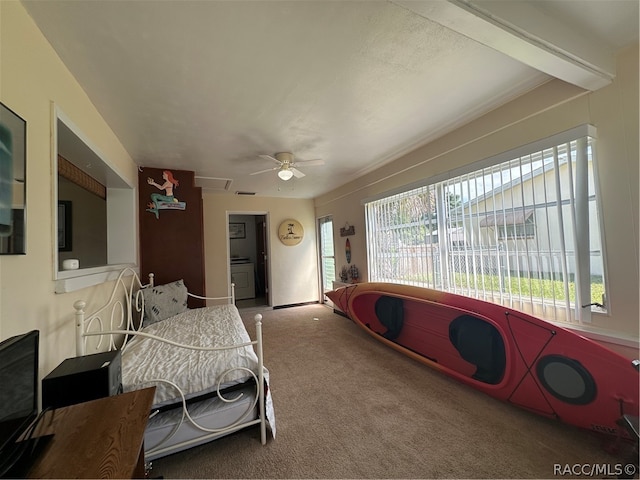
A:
55,264,139,293
561,322,639,352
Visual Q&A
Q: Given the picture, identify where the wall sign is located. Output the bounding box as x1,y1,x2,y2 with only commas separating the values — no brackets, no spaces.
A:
278,219,304,246
340,222,355,237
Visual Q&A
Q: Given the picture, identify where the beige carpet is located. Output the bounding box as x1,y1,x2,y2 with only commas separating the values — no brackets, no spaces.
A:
152,304,634,479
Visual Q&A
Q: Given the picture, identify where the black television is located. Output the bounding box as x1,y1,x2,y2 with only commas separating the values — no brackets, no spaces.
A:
0,330,39,476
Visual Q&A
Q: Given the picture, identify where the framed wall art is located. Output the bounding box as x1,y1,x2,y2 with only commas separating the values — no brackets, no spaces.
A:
0,102,26,255
58,201,72,252
229,222,246,239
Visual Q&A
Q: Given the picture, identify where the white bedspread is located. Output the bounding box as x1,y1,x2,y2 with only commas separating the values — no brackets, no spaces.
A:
122,304,260,407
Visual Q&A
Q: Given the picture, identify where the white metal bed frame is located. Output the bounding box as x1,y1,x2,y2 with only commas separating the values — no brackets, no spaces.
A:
73,268,268,459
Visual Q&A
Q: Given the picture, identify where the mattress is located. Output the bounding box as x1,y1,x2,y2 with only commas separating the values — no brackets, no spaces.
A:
122,304,260,408
144,384,259,460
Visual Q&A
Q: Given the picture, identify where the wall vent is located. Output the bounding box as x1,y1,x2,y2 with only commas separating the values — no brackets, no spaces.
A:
194,176,232,190
235,191,256,196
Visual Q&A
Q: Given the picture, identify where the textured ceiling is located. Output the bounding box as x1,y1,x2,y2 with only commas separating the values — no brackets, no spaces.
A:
21,0,639,198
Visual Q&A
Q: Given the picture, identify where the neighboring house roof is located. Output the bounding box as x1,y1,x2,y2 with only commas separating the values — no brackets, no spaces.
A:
449,155,565,219
479,208,534,227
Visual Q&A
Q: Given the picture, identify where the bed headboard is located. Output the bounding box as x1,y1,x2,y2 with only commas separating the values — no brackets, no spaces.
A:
74,268,236,356
74,268,148,356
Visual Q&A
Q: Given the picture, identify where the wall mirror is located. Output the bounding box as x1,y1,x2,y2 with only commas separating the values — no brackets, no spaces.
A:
0,102,26,254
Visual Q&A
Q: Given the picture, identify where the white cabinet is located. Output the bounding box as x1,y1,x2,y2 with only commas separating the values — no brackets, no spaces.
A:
231,263,255,300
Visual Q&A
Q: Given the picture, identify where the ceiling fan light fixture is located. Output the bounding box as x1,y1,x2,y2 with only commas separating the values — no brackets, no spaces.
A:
278,168,294,181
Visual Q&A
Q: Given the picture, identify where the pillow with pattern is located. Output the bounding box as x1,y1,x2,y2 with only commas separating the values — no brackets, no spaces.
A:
142,279,188,326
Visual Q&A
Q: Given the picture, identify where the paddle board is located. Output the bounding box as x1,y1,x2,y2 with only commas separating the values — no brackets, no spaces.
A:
327,282,639,439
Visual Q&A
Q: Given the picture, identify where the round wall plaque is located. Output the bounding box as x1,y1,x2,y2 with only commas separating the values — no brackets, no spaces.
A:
278,219,304,246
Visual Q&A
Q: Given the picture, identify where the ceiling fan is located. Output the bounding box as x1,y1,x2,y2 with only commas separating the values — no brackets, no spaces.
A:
250,152,324,181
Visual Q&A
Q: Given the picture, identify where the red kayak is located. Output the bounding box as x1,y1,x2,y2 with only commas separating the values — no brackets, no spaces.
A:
327,282,639,439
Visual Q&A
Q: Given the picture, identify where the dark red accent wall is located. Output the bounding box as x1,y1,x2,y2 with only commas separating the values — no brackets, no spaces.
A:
139,167,205,308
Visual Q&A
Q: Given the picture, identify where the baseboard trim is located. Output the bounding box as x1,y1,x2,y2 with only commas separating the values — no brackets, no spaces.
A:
332,308,349,319
273,301,319,310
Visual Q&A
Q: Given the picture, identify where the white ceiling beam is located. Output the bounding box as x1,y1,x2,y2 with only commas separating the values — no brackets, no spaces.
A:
392,0,615,90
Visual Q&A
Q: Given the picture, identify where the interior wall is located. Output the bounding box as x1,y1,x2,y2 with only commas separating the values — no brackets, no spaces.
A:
202,193,319,307
316,45,639,356
0,2,138,375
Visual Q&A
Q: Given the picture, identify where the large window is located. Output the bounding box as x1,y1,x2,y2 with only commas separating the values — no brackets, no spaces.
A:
365,126,606,324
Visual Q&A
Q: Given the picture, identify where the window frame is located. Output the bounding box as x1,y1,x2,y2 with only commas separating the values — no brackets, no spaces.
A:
317,215,335,301
364,125,608,324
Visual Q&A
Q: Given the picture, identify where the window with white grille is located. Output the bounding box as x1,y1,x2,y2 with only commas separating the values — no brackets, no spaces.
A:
365,126,606,324
318,215,335,299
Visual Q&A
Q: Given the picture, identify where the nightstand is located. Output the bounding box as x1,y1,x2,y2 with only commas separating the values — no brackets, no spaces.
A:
42,350,122,409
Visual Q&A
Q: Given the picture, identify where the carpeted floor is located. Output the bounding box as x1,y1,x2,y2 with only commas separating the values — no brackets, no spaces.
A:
152,304,635,479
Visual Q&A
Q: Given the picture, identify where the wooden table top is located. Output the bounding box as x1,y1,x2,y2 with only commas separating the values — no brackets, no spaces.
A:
27,387,155,479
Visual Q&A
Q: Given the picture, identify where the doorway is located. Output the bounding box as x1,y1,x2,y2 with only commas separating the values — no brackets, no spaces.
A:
228,213,269,308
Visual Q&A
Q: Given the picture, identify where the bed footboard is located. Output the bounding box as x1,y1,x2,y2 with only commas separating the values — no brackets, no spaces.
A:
143,312,267,460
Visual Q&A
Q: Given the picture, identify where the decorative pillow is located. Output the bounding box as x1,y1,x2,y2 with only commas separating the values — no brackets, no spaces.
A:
142,279,188,326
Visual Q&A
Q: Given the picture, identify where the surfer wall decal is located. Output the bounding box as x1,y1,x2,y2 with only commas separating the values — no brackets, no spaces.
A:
146,170,186,219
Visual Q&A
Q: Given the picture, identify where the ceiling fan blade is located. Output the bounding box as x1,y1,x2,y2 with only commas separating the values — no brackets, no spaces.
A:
294,159,324,167
291,168,306,178
259,154,282,165
250,167,278,175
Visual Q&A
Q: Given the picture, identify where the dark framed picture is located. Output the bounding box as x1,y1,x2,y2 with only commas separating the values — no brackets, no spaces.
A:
229,222,246,239
58,201,72,251
0,102,26,255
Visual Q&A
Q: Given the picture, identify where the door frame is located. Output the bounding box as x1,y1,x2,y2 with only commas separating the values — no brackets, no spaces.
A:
317,214,335,304
226,211,271,306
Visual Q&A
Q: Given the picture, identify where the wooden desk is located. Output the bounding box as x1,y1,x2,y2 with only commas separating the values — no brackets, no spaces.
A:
27,387,155,479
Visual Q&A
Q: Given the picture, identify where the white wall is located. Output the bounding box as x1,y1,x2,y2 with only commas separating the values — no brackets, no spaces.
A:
0,2,138,375
316,45,639,357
